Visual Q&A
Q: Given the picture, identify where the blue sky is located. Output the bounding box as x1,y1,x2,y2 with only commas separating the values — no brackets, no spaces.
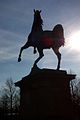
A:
0,0,80,87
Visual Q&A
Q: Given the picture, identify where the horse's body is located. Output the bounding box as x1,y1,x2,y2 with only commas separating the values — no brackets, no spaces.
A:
18,10,65,70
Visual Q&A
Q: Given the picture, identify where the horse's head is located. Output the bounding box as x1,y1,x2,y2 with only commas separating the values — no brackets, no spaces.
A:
34,9,41,15
33,9,43,26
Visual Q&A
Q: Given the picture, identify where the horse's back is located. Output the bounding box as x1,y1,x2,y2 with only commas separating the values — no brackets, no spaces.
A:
40,30,65,48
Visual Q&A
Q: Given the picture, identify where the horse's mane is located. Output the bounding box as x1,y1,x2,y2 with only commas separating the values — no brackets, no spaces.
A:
31,10,43,32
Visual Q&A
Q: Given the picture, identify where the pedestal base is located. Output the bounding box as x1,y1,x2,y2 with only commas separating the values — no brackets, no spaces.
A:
15,66,76,120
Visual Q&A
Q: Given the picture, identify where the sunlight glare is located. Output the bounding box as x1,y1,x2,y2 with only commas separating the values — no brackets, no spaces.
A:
68,31,80,51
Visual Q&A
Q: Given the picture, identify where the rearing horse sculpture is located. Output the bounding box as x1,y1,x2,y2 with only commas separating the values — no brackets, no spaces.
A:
18,9,65,70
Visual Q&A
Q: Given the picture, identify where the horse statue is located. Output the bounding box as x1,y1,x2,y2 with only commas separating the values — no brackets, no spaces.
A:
18,9,65,70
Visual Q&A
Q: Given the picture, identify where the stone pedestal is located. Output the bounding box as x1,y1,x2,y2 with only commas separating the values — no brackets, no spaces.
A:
15,67,76,120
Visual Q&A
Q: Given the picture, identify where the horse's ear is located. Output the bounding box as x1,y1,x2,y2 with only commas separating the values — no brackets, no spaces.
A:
40,10,41,13
34,9,36,13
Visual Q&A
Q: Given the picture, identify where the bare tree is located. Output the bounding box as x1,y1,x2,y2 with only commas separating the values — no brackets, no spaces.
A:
0,92,9,115
0,78,20,117
70,77,80,105
13,88,20,113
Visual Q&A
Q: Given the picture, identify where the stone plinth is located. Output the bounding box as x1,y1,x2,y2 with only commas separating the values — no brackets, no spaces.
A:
15,67,76,120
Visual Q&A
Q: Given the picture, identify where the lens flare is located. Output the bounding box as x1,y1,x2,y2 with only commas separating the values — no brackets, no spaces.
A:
68,31,80,51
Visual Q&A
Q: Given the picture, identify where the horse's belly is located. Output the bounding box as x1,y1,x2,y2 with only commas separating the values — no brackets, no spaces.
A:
41,35,54,48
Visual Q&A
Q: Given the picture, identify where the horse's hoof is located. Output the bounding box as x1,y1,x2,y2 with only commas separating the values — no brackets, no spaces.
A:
57,68,59,71
34,49,37,54
56,67,60,70
18,58,21,62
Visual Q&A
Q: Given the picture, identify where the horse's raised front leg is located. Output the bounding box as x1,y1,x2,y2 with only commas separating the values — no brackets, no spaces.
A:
52,48,61,70
18,42,30,62
33,47,37,54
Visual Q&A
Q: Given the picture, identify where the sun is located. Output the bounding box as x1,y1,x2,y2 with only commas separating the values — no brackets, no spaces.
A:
68,31,80,51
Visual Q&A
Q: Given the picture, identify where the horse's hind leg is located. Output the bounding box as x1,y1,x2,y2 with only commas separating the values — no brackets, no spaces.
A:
57,52,61,70
52,48,61,70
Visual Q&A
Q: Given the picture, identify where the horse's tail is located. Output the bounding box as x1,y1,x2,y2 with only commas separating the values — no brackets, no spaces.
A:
52,24,65,46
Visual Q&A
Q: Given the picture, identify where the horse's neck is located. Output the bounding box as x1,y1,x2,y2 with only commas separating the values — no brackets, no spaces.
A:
31,23,43,33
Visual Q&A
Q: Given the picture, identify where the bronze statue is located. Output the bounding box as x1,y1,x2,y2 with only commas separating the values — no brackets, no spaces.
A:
18,9,65,70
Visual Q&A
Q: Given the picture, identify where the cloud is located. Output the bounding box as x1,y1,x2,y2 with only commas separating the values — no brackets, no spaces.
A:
0,28,37,63
0,29,26,61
